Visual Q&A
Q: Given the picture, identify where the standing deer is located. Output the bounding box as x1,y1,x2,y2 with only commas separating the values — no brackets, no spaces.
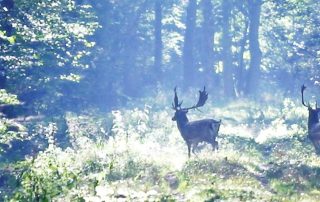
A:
172,86,221,158
301,84,320,153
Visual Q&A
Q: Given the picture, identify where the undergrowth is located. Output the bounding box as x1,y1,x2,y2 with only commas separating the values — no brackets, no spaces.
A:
1,90,320,201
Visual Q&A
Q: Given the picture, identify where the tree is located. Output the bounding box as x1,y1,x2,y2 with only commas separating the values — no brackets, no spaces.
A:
221,0,235,97
200,0,216,88
262,0,320,93
154,0,163,82
246,0,262,96
0,0,14,89
183,0,197,89
121,0,151,96
0,0,98,114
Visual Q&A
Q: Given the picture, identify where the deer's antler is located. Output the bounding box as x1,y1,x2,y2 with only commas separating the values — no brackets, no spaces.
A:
183,86,208,111
301,84,311,108
172,87,183,110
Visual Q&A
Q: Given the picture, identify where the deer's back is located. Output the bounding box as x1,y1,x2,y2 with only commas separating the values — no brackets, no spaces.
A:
182,119,221,141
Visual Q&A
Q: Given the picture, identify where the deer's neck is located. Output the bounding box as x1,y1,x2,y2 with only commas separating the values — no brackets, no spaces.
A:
308,112,319,130
176,116,189,132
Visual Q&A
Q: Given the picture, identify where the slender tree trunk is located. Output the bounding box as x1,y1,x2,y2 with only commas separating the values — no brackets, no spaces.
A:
183,0,197,89
200,0,216,88
235,20,249,96
0,65,5,89
246,0,262,96
154,0,163,82
0,0,14,89
221,0,235,98
122,1,149,97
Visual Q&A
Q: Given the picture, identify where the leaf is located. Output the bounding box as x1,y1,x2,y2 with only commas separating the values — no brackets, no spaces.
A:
8,35,16,44
0,30,5,38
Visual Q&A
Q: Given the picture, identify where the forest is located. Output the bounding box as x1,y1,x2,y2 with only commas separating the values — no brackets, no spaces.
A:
1,0,320,201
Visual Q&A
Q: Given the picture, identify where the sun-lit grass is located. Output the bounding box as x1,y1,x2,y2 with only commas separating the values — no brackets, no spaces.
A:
3,89,320,201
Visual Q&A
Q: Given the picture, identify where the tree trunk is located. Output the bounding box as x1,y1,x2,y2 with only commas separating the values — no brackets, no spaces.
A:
235,20,249,96
246,0,262,96
183,0,197,89
154,0,163,82
221,0,235,98
0,65,5,89
122,1,150,97
200,0,216,88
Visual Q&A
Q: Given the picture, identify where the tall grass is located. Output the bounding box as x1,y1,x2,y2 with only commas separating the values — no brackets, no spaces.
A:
3,89,320,201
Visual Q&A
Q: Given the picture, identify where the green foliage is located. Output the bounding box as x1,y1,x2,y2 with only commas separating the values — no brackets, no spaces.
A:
0,30,16,44
0,0,99,114
0,89,19,105
1,0,320,200
2,90,320,201
262,0,320,87
12,158,78,201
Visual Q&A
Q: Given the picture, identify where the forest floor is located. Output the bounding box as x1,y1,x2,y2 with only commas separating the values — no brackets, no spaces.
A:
1,95,320,201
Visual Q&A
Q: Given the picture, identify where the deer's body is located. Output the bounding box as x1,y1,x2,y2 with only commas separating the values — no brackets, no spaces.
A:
178,118,220,154
307,114,320,151
172,87,221,157
301,85,320,153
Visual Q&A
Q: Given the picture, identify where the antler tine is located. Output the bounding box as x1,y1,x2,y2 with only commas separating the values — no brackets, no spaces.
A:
301,84,310,108
172,87,178,109
178,100,183,108
196,86,208,107
183,86,208,110
173,86,183,110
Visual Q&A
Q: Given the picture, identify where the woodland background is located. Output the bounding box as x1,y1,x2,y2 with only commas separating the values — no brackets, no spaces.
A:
1,0,320,201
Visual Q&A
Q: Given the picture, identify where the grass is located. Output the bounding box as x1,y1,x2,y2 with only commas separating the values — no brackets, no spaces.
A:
1,91,320,201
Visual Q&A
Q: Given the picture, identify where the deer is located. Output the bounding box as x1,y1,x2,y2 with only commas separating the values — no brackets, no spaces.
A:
301,84,320,153
172,86,221,158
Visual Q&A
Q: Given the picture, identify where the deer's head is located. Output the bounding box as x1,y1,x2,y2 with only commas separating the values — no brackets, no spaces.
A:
301,84,320,127
171,87,208,122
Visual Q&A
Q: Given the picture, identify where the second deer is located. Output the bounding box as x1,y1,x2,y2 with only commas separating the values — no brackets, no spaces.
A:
172,87,221,158
301,84,320,153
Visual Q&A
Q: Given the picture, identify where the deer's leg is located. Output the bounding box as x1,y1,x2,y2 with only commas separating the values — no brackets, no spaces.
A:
310,139,320,154
192,141,200,154
187,142,191,158
209,123,220,151
314,140,320,154
207,133,218,151
191,143,196,154
311,138,318,148
211,140,218,151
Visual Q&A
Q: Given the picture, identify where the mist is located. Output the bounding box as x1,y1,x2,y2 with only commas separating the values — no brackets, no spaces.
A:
1,0,320,201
